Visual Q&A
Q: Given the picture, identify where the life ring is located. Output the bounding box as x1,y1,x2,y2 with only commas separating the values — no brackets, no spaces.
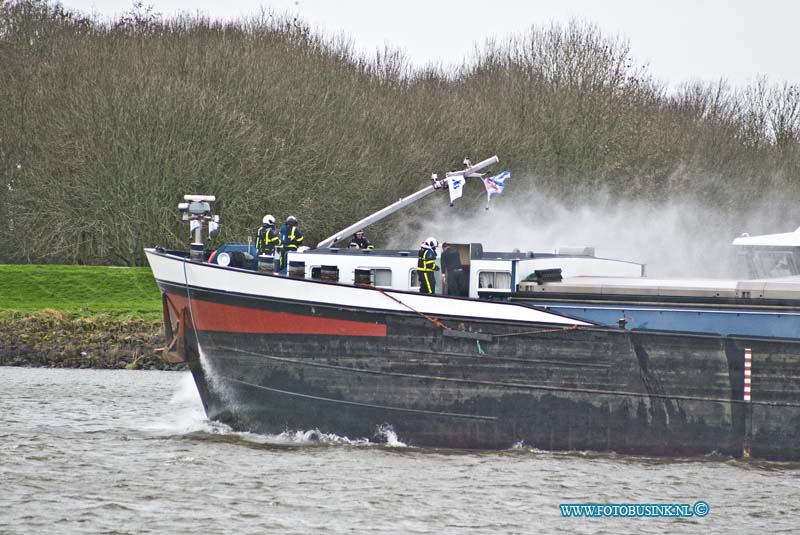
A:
207,249,218,264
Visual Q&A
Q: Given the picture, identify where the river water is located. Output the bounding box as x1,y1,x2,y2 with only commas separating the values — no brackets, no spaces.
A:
1,367,798,534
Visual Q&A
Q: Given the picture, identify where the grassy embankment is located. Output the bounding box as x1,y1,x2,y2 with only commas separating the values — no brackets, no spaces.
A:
0,265,170,368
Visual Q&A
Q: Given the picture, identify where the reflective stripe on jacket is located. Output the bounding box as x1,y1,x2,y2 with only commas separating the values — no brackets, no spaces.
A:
265,227,281,253
417,247,436,271
285,224,304,250
256,225,281,254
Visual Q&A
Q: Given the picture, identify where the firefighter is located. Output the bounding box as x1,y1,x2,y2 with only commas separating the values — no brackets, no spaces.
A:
440,242,464,296
280,215,304,271
255,214,281,255
349,229,374,249
417,237,439,294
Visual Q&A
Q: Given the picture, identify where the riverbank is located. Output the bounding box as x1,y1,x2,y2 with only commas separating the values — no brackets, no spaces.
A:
0,264,177,369
0,310,180,370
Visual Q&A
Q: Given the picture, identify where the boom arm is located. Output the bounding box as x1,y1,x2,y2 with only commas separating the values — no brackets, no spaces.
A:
316,155,499,249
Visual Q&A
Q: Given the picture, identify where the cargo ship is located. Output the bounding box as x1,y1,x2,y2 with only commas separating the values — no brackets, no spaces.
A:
145,156,800,459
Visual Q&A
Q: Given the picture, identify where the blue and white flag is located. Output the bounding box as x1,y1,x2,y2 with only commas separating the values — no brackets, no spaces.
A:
190,219,201,237
209,215,220,237
447,175,465,205
482,170,511,209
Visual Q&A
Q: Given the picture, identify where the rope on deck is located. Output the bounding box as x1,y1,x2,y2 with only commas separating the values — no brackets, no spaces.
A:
375,287,451,330
492,324,581,338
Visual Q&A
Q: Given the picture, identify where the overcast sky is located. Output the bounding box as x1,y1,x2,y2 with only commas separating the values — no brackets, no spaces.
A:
61,0,798,89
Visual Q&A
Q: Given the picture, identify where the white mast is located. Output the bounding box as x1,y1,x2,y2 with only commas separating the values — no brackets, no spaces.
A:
316,155,499,249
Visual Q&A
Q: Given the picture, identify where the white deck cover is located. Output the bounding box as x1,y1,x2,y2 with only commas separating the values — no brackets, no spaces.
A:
520,275,800,300
145,249,590,326
732,227,800,247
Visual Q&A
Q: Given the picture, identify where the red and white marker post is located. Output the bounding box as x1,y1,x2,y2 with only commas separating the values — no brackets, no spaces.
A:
743,348,752,458
743,348,752,402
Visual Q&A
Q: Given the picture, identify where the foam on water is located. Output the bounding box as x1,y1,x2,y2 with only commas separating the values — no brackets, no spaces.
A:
375,423,407,447
141,372,209,434
206,424,409,449
142,370,412,448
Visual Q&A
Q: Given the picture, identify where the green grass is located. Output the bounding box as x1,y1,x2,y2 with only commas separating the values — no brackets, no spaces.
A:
0,265,162,320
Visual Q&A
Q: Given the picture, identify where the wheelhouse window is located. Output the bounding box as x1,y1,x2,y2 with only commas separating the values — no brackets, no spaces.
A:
410,269,420,289
371,268,392,287
751,251,798,278
311,265,340,282
355,267,392,287
478,270,511,290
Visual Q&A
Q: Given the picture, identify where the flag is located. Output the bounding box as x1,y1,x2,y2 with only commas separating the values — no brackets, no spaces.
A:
447,175,465,205
189,219,201,237
209,215,220,237
482,170,511,209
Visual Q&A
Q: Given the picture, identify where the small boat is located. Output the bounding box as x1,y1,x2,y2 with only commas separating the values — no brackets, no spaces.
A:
146,156,800,459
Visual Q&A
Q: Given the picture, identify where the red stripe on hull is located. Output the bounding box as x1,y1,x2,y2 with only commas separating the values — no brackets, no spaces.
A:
167,294,387,337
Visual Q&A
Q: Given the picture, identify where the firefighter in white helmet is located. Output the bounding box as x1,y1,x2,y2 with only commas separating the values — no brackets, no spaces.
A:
417,237,439,294
255,214,281,255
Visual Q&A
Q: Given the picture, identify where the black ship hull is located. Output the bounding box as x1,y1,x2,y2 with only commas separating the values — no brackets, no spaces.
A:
147,250,800,460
